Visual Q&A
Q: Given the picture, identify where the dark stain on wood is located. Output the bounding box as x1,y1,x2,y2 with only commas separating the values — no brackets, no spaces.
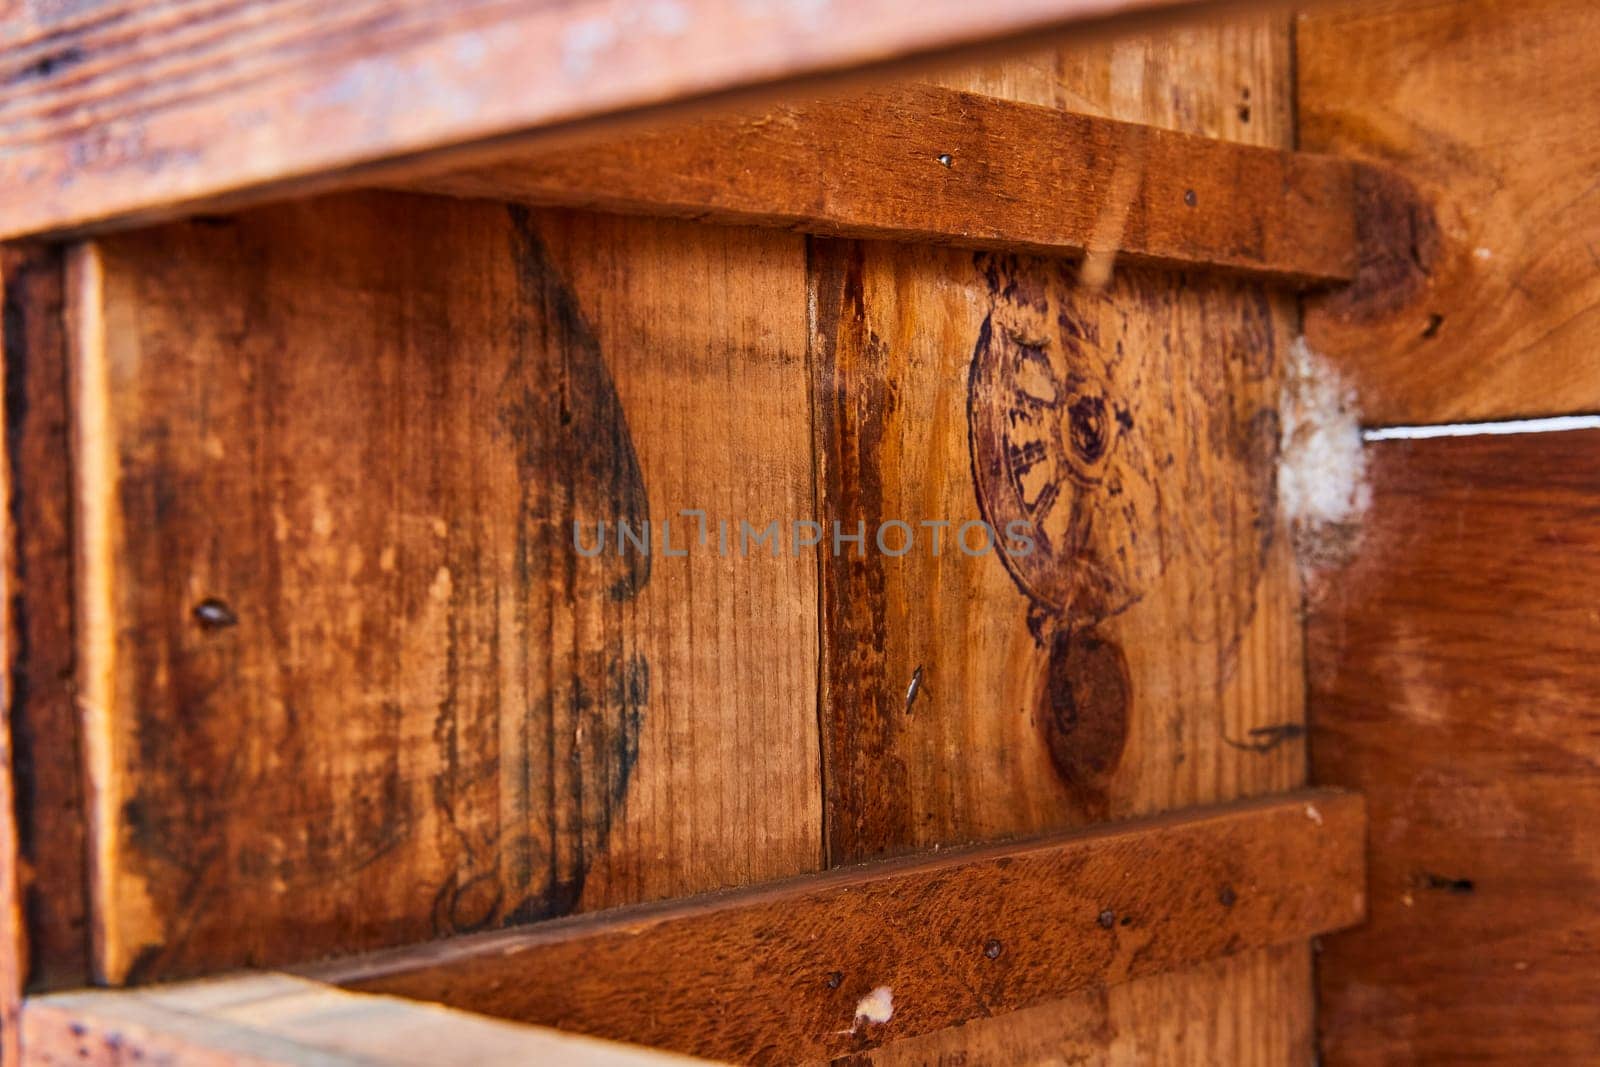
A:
1418,872,1475,895
503,206,651,605
1223,722,1305,755
968,252,1141,631
1,242,91,992
1311,162,1438,327
1040,630,1130,818
5,46,86,88
1299,0,1600,425
429,206,651,934
816,241,1286,865
967,253,1142,810
810,237,912,862
964,252,1286,808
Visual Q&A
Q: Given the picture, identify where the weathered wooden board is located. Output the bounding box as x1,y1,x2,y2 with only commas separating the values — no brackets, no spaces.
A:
812,244,1298,857
814,10,1303,864
0,0,1252,241
24,973,713,1065
831,21,1312,1061
6,22,1337,1067
2,244,91,1063
316,791,1364,1064
1299,0,1600,424
1308,430,1600,1064
829,11,1306,850
407,85,1358,285
68,195,820,984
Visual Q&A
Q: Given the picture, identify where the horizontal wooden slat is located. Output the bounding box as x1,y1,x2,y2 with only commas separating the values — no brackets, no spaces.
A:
0,0,1251,241
310,791,1365,1063
23,974,714,1065
407,85,1358,285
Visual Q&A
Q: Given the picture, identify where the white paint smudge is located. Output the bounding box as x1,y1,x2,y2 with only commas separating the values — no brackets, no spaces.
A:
854,986,894,1027
1279,337,1369,568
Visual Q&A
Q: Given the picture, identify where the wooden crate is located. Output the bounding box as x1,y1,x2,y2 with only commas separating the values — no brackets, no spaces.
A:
1,0,1595,1063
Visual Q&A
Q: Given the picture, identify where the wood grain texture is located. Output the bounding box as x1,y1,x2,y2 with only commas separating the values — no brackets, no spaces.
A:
1298,0,1600,424
932,15,1292,133
0,0,1253,241
1,245,90,995
1308,430,1600,1065
815,14,1305,871
3,244,91,1067
406,85,1357,285
68,194,820,985
848,942,1311,1067
812,245,1300,859
831,23,1313,1063
316,791,1364,1065
23,973,714,1065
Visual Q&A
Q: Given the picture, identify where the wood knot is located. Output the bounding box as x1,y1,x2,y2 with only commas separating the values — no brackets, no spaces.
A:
1039,630,1130,817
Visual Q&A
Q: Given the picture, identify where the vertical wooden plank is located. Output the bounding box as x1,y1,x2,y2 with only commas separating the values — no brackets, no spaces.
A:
825,18,1309,1061
3,242,92,1035
1308,431,1600,1065
530,211,823,906
0,251,32,1067
70,195,819,983
818,12,1303,852
813,243,1295,853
